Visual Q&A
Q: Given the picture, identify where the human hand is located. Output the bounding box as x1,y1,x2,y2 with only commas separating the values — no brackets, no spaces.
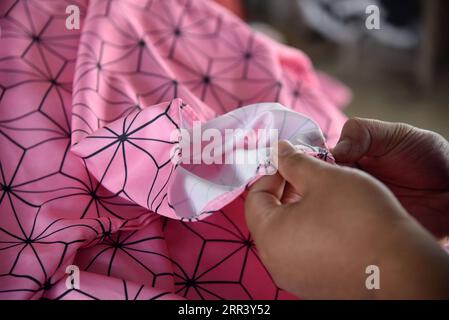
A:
245,141,449,299
332,118,449,239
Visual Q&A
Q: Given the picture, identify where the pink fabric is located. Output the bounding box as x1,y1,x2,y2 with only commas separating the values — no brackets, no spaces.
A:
316,72,352,110
0,0,347,299
166,102,335,219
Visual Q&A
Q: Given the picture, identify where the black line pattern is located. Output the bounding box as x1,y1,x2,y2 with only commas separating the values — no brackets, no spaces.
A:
0,0,343,299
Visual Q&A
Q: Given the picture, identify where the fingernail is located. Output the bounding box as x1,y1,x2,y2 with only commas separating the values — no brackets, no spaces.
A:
332,139,352,156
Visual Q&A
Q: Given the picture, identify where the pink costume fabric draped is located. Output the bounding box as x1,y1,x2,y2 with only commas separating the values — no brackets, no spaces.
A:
0,0,347,299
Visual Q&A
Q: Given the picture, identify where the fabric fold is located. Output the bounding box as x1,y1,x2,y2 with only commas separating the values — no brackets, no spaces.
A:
169,102,334,219
72,99,334,220
0,0,348,300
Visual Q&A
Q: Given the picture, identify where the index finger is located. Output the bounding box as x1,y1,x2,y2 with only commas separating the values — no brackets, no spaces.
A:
245,172,284,236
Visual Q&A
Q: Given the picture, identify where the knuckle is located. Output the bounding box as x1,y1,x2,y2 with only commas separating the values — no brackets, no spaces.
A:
425,130,446,145
345,117,367,133
392,122,414,140
346,117,363,128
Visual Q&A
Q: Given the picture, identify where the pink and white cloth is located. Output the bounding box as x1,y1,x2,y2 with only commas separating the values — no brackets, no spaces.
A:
0,0,347,299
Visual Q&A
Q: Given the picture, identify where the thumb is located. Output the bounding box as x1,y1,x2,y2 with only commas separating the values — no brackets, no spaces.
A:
331,118,413,163
274,140,331,197
245,172,285,237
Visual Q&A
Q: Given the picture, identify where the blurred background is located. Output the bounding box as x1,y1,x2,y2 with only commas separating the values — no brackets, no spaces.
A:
216,0,449,138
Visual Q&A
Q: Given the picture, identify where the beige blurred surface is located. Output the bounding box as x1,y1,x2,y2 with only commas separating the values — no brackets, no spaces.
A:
246,0,449,139
285,35,449,139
